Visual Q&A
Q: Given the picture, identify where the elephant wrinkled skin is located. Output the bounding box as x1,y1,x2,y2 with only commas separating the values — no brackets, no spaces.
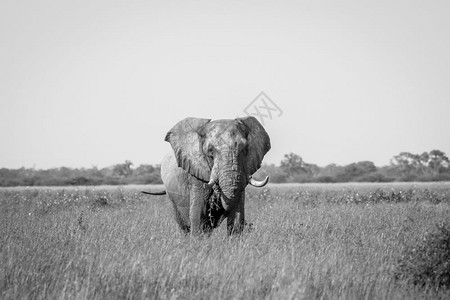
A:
159,116,271,236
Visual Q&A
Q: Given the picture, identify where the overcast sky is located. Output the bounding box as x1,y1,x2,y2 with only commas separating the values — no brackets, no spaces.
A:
1,0,449,169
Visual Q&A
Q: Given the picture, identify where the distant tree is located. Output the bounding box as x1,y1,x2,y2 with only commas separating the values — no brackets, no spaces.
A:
304,163,321,177
336,161,377,182
133,164,156,176
113,160,133,177
390,152,426,178
87,166,103,178
254,163,288,183
320,163,343,177
355,161,377,173
313,163,340,182
132,164,162,184
280,153,310,177
428,150,450,175
58,167,73,178
390,150,450,180
417,152,430,175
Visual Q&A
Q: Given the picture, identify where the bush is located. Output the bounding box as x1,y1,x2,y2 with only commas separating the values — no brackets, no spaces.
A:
354,171,395,182
398,173,419,182
315,175,335,183
395,221,450,290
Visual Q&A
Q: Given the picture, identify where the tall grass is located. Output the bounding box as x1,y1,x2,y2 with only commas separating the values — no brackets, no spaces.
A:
1,183,449,299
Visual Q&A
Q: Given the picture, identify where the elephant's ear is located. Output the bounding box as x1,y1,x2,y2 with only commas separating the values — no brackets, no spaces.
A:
237,116,271,176
165,117,212,182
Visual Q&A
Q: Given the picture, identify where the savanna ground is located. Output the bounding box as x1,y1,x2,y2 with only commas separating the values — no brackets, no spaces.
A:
1,182,449,299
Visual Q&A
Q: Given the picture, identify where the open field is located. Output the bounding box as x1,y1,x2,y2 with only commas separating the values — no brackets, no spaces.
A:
1,183,449,299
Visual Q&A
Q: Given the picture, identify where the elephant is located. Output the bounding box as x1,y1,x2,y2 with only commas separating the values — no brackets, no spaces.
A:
151,116,271,236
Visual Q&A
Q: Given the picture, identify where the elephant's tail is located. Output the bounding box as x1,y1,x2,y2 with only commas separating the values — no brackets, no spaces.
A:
141,190,167,196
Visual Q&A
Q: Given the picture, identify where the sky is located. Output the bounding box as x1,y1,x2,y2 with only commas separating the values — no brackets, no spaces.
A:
1,0,449,169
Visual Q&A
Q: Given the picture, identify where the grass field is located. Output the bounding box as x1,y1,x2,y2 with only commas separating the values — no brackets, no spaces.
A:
1,182,449,299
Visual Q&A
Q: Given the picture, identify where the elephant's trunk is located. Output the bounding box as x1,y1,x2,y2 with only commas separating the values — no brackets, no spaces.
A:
216,156,245,211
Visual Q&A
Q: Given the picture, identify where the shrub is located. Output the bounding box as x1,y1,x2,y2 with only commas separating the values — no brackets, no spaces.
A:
354,171,395,182
315,175,335,183
395,221,450,290
90,195,109,210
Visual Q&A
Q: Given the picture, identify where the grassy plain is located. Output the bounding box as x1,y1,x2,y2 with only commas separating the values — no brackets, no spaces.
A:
1,182,449,299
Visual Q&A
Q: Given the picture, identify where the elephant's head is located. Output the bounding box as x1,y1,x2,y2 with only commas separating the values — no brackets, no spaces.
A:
165,116,271,210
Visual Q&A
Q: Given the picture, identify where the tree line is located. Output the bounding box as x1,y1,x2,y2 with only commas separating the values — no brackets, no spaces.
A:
254,149,450,183
0,161,162,187
1,150,449,187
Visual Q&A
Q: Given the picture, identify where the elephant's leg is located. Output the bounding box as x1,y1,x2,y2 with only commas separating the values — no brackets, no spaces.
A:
227,192,245,235
170,200,190,234
189,181,207,236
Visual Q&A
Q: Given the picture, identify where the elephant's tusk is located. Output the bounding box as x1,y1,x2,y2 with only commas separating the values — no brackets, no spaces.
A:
205,161,220,188
207,172,218,187
249,175,269,187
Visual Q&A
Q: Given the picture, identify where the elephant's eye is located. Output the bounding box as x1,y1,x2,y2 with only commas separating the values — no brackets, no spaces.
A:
207,145,214,157
242,146,249,156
